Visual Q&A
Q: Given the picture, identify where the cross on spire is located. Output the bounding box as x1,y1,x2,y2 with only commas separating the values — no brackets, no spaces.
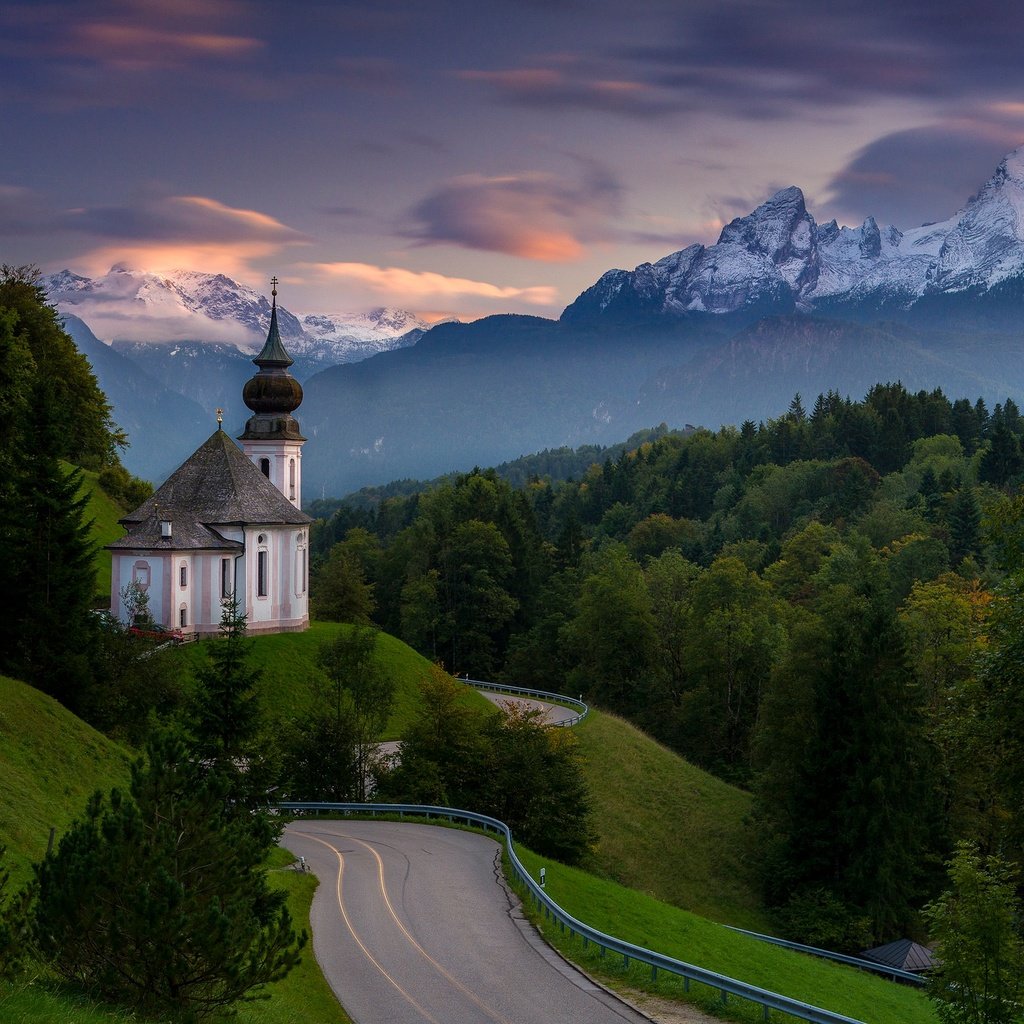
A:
271,276,278,305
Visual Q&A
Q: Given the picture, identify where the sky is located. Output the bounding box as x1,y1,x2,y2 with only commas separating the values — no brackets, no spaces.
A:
3,0,1024,323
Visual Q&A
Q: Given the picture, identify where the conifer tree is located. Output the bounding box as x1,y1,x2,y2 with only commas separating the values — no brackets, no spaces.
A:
188,596,267,801
0,376,97,709
33,732,304,1021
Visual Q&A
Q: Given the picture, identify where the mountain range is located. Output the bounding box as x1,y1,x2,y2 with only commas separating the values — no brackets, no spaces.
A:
58,146,1024,499
46,264,428,363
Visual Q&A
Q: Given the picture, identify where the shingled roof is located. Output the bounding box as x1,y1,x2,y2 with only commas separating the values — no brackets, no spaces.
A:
108,515,243,553
120,429,311,529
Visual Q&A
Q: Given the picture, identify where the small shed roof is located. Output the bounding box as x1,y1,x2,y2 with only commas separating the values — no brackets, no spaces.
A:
861,939,935,973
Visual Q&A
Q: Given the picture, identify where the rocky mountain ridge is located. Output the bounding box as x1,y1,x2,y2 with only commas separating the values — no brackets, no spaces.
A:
563,147,1024,323
44,264,429,364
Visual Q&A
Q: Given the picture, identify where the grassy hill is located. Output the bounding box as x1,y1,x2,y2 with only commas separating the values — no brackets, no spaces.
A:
77,465,127,604
514,843,937,1024
173,622,492,739
0,673,350,1024
576,710,768,931
0,675,132,888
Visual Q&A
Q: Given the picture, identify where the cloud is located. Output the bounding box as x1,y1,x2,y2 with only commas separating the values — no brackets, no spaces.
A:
821,120,1024,227
0,186,306,285
602,1,1024,119
407,164,622,261
0,1,262,69
60,194,306,245
304,261,559,317
458,65,685,118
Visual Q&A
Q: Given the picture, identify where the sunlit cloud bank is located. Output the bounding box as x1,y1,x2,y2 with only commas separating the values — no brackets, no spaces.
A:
407,163,622,261
305,261,559,319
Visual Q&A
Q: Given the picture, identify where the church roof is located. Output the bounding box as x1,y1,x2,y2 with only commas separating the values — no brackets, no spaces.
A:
120,429,311,529
108,515,243,552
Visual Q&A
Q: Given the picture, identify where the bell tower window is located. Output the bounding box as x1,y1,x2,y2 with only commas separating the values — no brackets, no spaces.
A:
259,457,270,478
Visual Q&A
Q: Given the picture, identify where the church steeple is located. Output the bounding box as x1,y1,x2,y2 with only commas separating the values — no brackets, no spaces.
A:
238,278,306,508
252,277,294,369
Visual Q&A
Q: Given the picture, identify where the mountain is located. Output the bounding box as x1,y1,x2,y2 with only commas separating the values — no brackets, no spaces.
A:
563,147,1024,323
60,147,1024,499
45,265,428,364
61,315,214,482
297,147,1024,498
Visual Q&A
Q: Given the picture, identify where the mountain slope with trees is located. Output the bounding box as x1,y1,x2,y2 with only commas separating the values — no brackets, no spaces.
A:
312,380,1024,951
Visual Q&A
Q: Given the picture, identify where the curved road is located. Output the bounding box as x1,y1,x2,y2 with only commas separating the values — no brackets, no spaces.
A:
477,690,580,726
283,819,652,1024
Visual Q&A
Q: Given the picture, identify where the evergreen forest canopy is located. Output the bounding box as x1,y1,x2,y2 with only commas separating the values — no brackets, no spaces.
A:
312,382,1024,949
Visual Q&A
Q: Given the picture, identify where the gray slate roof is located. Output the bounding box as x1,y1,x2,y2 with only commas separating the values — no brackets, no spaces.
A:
860,939,935,972
108,516,243,553
119,428,311,532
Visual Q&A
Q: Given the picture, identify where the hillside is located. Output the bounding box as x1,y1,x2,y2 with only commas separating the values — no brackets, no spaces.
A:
0,675,132,887
173,622,493,739
514,844,937,1024
78,465,128,602
576,711,767,931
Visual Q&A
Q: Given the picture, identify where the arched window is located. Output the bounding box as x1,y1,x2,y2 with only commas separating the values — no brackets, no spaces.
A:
259,457,270,478
179,604,188,627
179,563,187,588
289,458,296,500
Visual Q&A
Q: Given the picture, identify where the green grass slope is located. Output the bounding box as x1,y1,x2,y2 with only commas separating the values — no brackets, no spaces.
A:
174,621,491,739
577,710,768,930
76,466,126,603
0,674,351,1023
0,675,132,888
515,844,937,1024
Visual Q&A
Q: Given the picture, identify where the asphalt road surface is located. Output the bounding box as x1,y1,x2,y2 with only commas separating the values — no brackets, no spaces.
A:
283,819,653,1024
477,691,580,726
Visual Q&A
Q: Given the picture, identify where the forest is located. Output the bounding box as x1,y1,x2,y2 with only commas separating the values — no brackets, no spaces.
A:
312,383,1024,951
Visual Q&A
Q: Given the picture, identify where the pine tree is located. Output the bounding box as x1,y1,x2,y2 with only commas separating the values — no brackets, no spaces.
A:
0,376,98,709
188,596,266,799
948,488,982,567
33,732,305,1021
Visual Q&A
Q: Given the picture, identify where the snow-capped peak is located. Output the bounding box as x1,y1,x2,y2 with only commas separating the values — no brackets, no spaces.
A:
563,143,1024,322
43,265,430,364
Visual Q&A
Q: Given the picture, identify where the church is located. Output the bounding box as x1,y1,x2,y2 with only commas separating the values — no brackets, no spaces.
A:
108,281,311,635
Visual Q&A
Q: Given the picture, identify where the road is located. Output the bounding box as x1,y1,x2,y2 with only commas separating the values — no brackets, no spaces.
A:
477,690,581,726
283,819,653,1024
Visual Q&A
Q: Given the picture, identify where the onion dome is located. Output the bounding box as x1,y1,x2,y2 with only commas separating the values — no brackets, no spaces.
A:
239,278,306,441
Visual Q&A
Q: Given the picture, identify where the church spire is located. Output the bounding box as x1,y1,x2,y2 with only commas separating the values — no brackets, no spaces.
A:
252,276,294,369
240,277,304,437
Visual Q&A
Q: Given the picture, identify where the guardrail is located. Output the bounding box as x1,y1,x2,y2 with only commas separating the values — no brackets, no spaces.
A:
725,927,926,986
278,801,866,1024
462,678,589,726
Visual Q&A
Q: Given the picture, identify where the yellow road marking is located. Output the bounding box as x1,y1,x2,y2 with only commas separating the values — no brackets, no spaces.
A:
295,829,442,1024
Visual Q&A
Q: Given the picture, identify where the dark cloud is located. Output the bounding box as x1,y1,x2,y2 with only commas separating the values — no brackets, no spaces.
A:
531,1,1024,120
407,162,623,260
822,122,1024,228
0,185,55,234
0,188,306,249
457,66,688,118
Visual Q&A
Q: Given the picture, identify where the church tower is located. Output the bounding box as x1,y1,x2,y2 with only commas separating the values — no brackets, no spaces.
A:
239,278,305,509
